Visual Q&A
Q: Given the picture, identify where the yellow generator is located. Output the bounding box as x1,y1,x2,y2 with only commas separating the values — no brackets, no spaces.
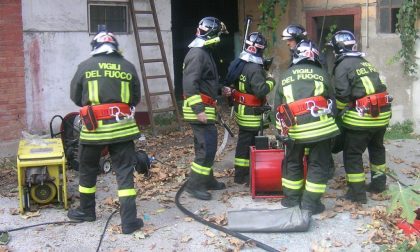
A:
16,138,68,213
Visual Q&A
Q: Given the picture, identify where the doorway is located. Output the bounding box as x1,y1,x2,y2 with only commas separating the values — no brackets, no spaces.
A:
306,8,361,74
171,0,239,100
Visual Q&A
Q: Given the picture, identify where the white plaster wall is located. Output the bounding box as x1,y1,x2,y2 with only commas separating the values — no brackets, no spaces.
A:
413,37,420,134
22,0,173,133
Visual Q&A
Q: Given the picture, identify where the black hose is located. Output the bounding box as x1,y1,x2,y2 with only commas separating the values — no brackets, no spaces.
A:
0,220,82,233
175,182,280,252
96,209,118,252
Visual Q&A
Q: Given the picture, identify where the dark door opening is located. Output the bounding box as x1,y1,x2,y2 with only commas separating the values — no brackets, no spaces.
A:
171,0,238,100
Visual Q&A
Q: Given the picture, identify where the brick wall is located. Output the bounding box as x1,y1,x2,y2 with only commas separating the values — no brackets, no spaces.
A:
0,0,26,142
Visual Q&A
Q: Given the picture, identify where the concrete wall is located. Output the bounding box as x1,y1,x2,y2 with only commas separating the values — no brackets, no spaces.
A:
22,0,173,134
0,0,26,157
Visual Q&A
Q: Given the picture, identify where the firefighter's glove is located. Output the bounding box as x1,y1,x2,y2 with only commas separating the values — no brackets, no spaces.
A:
197,112,208,124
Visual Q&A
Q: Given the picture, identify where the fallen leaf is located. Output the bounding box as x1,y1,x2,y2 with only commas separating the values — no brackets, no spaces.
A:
181,235,192,243
20,210,41,219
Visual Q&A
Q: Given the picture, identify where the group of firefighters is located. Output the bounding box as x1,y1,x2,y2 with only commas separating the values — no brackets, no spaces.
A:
67,16,392,234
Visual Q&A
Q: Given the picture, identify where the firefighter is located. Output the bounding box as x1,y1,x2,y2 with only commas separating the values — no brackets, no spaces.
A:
223,32,275,184
68,27,143,234
274,40,340,215
182,17,229,200
329,30,392,203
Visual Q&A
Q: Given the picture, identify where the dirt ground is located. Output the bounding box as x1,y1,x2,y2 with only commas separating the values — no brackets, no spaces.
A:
0,120,419,252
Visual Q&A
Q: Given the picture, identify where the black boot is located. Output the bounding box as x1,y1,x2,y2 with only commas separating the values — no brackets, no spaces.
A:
280,197,300,208
342,183,367,204
122,218,144,234
207,170,226,190
301,192,326,215
185,171,212,200
68,193,96,222
234,169,249,184
367,172,387,193
120,196,141,234
67,207,96,222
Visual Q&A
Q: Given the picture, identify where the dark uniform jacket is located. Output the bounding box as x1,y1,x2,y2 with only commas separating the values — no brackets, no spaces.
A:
333,55,391,129
182,47,219,124
233,61,274,130
70,53,141,144
274,62,339,143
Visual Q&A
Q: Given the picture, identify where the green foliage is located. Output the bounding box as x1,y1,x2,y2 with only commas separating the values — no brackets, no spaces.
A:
257,0,288,55
385,120,415,140
392,0,420,75
322,24,337,53
386,182,420,223
380,240,420,252
153,112,177,127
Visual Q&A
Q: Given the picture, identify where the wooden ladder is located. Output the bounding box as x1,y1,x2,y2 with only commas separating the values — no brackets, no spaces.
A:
129,0,182,135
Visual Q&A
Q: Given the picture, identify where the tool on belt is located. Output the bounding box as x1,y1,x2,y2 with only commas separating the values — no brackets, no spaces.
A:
231,89,266,107
354,92,392,117
80,103,135,130
276,96,333,128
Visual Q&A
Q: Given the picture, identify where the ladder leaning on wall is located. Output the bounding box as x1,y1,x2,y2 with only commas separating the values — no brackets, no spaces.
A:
128,0,182,136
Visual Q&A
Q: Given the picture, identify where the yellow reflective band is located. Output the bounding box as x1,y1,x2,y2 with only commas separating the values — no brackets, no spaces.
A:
118,188,136,197
336,99,349,110
266,79,274,91
182,106,216,121
186,95,203,106
80,122,140,140
314,81,324,96
275,121,282,130
346,173,365,183
191,162,211,175
121,81,130,103
371,163,387,172
234,158,249,167
239,80,245,92
282,178,304,190
289,123,339,139
305,180,326,193
343,111,391,127
79,185,96,194
204,36,221,45
283,85,294,103
88,80,99,105
361,76,375,95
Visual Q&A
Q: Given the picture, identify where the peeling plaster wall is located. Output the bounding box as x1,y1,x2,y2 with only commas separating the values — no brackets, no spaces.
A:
22,0,173,133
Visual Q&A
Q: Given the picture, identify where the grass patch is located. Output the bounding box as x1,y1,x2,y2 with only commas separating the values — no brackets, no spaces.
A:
385,120,415,140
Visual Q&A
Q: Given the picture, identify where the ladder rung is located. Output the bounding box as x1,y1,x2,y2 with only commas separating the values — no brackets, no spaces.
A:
152,107,176,113
150,91,171,96
146,74,167,79
143,59,163,63
135,10,153,14
140,42,160,46
138,26,156,30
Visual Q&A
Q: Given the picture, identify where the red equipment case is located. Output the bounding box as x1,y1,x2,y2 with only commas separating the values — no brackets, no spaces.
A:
250,146,307,199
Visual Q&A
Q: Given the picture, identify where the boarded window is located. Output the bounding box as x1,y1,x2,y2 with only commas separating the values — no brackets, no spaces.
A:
88,2,129,34
378,0,401,33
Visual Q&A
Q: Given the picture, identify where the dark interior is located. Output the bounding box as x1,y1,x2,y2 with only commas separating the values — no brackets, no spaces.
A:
171,0,239,100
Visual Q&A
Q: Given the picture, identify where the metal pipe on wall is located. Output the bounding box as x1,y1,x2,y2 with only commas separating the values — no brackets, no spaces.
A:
366,0,369,48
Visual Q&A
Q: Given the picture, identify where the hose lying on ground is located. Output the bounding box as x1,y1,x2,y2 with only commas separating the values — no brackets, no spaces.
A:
175,181,280,252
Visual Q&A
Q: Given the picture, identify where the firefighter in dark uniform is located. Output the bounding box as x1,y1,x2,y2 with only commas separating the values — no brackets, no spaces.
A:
330,30,392,203
182,17,228,200
68,28,143,234
274,40,340,215
223,32,275,184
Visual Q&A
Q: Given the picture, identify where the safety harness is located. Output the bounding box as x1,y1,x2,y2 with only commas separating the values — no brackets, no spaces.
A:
80,103,135,130
199,93,217,107
277,96,332,128
353,92,392,117
232,89,265,107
